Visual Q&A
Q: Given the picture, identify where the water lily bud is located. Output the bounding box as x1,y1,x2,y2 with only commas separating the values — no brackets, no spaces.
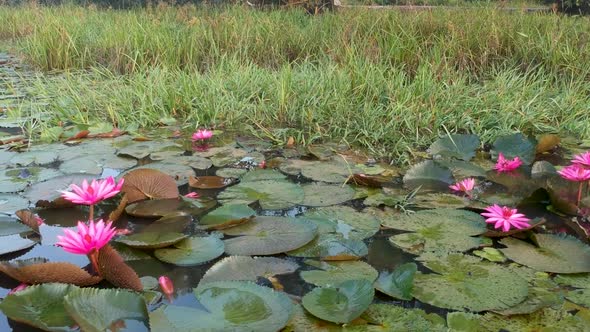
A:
158,276,174,296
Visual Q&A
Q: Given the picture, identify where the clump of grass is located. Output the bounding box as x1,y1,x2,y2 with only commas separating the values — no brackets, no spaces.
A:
2,5,590,162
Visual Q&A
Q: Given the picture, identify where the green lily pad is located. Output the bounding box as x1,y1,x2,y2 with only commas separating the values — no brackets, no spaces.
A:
115,232,188,249
491,133,537,165
0,234,37,255
403,160,454,190
301,183,355,207
175,155,213,170
286,233,368,260
125,198,215,218
199,256,299,286
555,274,590,308
150,281,293,331
63,287,149,332
382,209,487,254
413,193,470,209
142,212,193,233
412,253,529,311
428,134,480,161
9,151,60,166
218,179,304,210
493,275,564,315
154,235,224,266
447,307,590,332
374,263,417,300
0,194,29,214
302,279,374,324
59,154,136,175
280,159,357,184
223,216,317,255
301,260,378,287
198,204,255,230
109,242,152,261
0,215,32,236
303,206,380,240
437,159,487,178
473,247,507,263
499,233,590,273
216,168,247,178
531,161,557,178
117,140,181,159
0,167,64,193
0,283,77,332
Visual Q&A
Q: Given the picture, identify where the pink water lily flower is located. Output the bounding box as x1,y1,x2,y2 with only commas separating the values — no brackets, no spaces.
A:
7,283,28,295
56,219,117,255
481,204,530,232
494,153,523,173
159,275,174,301
559,164,590,182
192,129,213,141
184,192,200,198
572,151,590,168
449,178,476,196
61,176,124,205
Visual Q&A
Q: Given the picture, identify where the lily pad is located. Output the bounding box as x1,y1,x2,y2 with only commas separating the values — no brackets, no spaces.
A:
150,281,293,331
0,215,32,236
302,279,374,324
199,256,299,285
154,236,224,266
531,161,557,178
24,174,97,205
132,163,194,186
300,260,378,287
198,204,255,230
382,209,487,254
121,169,179,204
142,212,193,233
412,253,529,311
63,287,149,332
0,283,77,332
218,178,304,210
216,168,247,178
491,133,536,165
117,140,180,159
287,233,369,260
472,247,507,263
175,155,213,170
301,183,355,207
437,159,487,178
222,216,317,255
428,134,480,161
303,206,380,240
115,232,188,249
403,160,454,190
124,198,196,218
499,233,590,273
0,194,29,214
59,154,136,175
189,176,238,189
374,263,417,300
413,193,470,209
9,151,59,166
0,234,37,255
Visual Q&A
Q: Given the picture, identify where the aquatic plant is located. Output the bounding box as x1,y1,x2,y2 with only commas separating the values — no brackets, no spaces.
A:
192,129,213,141
158,275,174,300
481,204,530,232
60,176,124,220
7,283,28,295
56,220,117,274
184,192,200,198
558,163,590,207
572,151,590,168
449,178,476,198
494,153,523,173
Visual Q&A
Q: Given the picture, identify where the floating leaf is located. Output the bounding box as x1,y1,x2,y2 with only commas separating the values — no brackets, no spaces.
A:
218,178,303,210
555,274,590,308
64,287,149,332
9,151,60,166
300,260,378,287
142,212,192,233
0,215,32,236
0,283,77,332
199,256,299,286
303,206,380,240
154,236,224,266
437,159,487,178
0,194,29,214
198,204,255,230
472,247,507,263
499,233,590,273
491,133,536,165
381,209,487,254
287,233,368,260
403,160,454,190
413,193,469,209
0,234,37,255
531,161,557,178
302,279,374,324
223,216,317,255
374,263,417,300
150,281,293,331
0,258,101,286
428,134,480,161
109,242,152,261
117,140,180,159
121,169,179,204
412,253,529,311
115,232,188,249
97,245,143,291
59,154,136,175
189,176,238,189
24,174,95,206
125,198,188,218
301,183,355,207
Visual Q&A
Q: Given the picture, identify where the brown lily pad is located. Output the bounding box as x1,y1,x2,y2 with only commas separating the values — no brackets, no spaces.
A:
97,245,143,291
346,174,391,188
15,209,41,233
121,169,179,203
0,258,102,286
189,176,238,190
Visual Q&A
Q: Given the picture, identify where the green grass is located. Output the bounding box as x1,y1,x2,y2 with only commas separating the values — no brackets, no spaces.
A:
1,5,590,162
